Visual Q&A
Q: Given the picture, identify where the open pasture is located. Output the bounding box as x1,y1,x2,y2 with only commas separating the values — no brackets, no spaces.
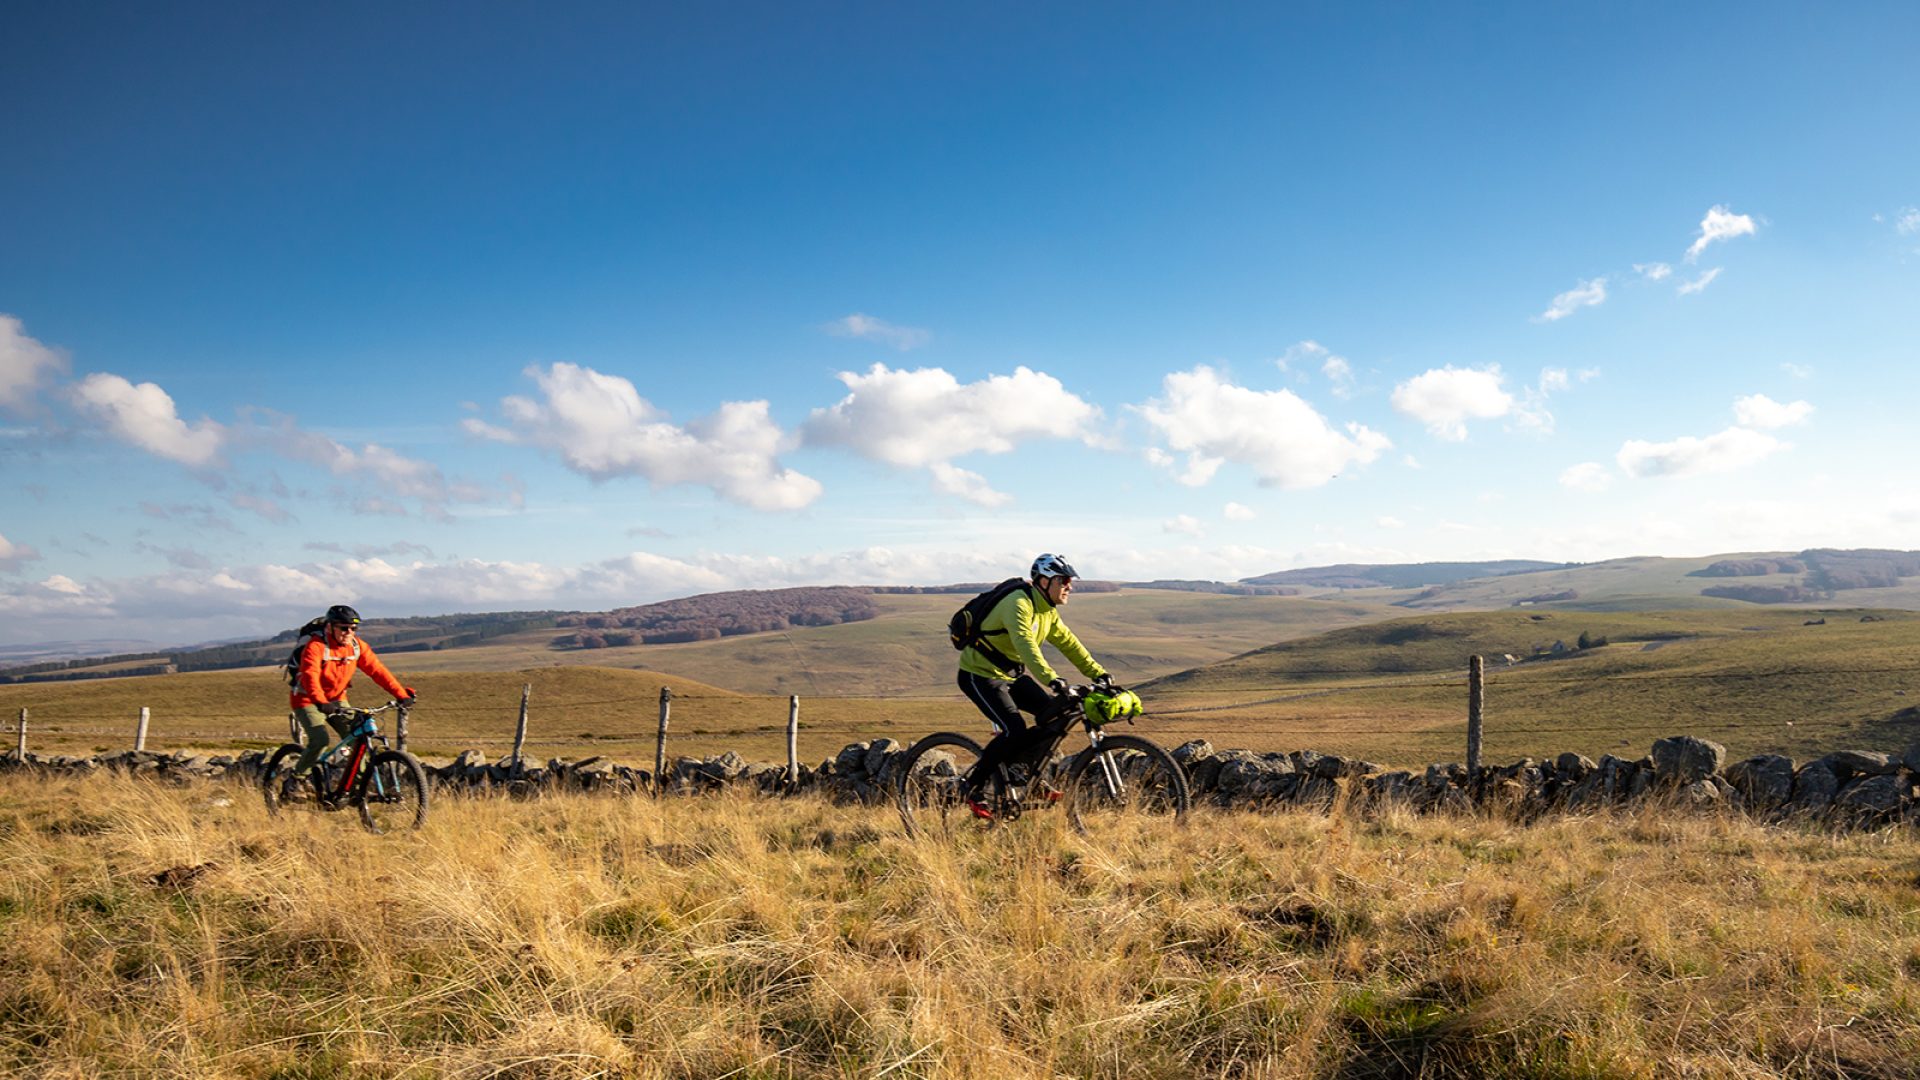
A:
3,773,1919,1078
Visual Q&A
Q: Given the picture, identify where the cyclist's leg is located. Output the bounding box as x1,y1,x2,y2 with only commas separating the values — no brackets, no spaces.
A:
957,670,1028,794
288,702,355,778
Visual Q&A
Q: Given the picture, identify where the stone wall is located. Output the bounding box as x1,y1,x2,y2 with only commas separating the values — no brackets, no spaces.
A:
5,733,1919,826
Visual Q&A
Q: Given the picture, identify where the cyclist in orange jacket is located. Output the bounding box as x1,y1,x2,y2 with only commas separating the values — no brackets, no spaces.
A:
285,604,416,782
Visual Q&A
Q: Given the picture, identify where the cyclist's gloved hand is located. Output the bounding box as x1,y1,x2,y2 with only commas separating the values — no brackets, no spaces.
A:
318,701,342,716
1048,678,1070,696
1094,673,1114,690
400,687,418,705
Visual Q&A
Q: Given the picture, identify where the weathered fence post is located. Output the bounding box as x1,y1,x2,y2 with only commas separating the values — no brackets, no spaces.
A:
134,706,150,752
1466,654,1484,776
511,683,531,776
654,687,672,797
395,703,409,754
14,708,24,760
786,695,800,788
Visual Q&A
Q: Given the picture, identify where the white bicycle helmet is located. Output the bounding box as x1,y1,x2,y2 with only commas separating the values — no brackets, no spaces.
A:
1031,553,1079,580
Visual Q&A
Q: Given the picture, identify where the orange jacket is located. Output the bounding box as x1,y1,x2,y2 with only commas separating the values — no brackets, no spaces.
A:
289,634,409,708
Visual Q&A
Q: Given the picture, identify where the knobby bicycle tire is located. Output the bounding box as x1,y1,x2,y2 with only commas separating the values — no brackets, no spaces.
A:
261,743,323,818
1063,733,1191,835
357,749,430,834
895,731,989,839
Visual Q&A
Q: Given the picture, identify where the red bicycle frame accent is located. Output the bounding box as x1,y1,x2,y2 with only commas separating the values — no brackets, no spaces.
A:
336,739,369,800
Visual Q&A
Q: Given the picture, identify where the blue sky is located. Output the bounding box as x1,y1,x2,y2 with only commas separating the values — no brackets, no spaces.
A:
2,3,1917,646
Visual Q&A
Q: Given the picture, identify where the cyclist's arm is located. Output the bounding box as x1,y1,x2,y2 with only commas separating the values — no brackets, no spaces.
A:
1001,592,1060,684
1046,620,1106,681
355,640,410,700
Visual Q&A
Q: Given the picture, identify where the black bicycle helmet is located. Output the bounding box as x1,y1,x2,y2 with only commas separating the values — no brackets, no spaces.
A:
325,604,361,627
1030,553,1078,580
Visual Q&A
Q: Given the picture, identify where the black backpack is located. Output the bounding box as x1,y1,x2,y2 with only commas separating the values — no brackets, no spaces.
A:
282,616,358,687
948,578,1033,673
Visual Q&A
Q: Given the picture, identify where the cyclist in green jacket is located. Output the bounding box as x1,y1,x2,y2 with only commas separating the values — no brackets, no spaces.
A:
957,553,1112,818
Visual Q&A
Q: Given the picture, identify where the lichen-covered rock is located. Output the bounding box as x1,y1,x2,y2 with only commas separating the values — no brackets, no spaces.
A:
1725,754,1795,811
862,739,900,779
1651,736,1725,784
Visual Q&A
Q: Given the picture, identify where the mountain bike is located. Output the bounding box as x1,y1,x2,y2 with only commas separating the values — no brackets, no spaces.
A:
895,682,1190,840
262,700,430,834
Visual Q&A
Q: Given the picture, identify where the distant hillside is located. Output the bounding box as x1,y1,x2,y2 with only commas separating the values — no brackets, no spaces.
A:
555,587,880,647
1241,560,1568,589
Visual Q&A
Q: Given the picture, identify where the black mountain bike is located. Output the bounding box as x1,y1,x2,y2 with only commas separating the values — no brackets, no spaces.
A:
895,683,1190,840
262,700,430,834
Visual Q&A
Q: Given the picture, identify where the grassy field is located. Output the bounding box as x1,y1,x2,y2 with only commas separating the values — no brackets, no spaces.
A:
4,774,1919,1078
6,606,1920,770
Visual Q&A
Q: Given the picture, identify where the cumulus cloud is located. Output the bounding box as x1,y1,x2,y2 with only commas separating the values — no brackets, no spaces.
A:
929,462,1011,507
70,373,225,466
1634,262,1673,281
1896,208,1920,236
1677,267,1723,295
466,362,821,511
1780,362,1813,379
1134,366,1389,489
239,408,510,515
1163,514,1204,537
1617,427,1784,478
1732,393,1813,429
1558,462,1613,492
1377,516,1405,529
1537,277,1607,322
1273,341,1356,396
0,532,42,572
1223,502,1256,521
804,363,1098,501
1686,205,1757,261
0,315,68,415
1390,365,1514,440
824,313,931,351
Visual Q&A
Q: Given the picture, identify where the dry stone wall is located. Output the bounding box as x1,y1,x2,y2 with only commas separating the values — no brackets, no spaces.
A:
6,733,1920,826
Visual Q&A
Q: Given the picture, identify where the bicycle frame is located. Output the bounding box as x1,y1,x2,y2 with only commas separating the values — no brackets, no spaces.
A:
307,708,400,803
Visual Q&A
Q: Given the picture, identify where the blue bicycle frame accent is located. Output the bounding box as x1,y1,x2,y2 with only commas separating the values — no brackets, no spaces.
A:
308,715,394,800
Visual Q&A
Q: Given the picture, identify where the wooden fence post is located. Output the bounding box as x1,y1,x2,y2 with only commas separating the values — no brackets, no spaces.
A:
395,703,409,754
654,687,672,797
786,695,800,788
14,708,24,760
1466,654,1484,776
134,707,150,752
511,683,531,776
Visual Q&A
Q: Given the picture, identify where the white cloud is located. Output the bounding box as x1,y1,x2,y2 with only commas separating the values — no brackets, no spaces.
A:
0,532,42,572
1322,355,1355,397
1377,516,1405,529
1163,514,1204,537
1134,366,1390,489
804,363,1098,500
1686,205,1756,262
466,362,821,511
1537,277,1607,322
928,462,1011,507
1275,340,1327,373
1223,502,1256,521
0,315,68,415
824,313,931,351
1558,462,1613,492
1633,262,1672,281
1402,454,1421,469
1779,362,1813,379
1616,427,1784,478
1390,365,1514,440
240,408,510,514
70,372,225,466
1896,207,1920,236
1676,267,1723,295
1732,393,1813,429
1511,367,1586,436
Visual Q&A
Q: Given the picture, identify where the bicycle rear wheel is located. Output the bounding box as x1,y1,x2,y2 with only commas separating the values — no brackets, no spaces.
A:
895,732,992,839
262,743,321,817
357,750,430,834
1064,733,1190,837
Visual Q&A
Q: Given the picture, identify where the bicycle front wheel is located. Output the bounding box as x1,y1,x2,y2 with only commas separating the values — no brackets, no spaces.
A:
262,743,321,818
1064,733,1190,836
357,750,430,834
895,732,990,839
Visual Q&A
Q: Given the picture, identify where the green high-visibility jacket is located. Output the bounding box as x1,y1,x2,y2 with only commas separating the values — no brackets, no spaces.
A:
959,584,1106,685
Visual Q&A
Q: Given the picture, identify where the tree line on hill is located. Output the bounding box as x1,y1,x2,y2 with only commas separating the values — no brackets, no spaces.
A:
553,587,882,648
1691,549,1920,602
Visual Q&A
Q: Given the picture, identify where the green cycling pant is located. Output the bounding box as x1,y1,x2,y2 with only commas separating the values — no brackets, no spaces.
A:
289,703,356,779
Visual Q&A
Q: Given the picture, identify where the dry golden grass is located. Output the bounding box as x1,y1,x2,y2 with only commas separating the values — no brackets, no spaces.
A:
4,774,1919,1078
